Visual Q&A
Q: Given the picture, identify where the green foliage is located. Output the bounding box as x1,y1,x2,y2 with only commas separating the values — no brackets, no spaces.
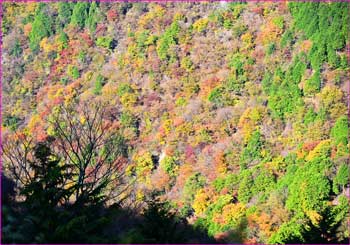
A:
180,57,194,72
133,31,154,58
208,86,224,105
240,130,264,169
289,2,349,69
289,56,307,83
183,173,206,203
96,36,113,49
237,170,253,203
58,31,69,49
200,194,234,235
120,111,136,129
78,51,86,63
67,65,79,80
261,72,273,95
3,115,21,131
331,116,349,146
11,39,23,57
266,42,276,56
117,83,133,97
303,107,317,125
251,169,276,201
273,16,284,29
93,74,106,95
227,53,247,94
70,2,89,29
175,97,187,107
333,164,350,194
228,53,245,77
60,77,69,85
269,217,305,244
212,174,238,192
286,162,330,214
281,29,293,48
85,2,99,33
57,2,73,28
304,70,321,96
160,156,178,177
3,2,350,244
267,63,303,120
156,21,180,61
29,7,53,52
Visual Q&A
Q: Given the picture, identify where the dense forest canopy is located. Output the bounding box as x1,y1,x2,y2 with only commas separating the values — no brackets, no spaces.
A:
1,1,350,244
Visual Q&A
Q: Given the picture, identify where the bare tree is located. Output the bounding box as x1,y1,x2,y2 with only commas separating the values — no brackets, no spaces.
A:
49,101,130,205
2,101,131,206
2,131,34,188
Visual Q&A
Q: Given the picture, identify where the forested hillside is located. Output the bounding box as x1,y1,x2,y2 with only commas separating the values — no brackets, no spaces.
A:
2,1,350,244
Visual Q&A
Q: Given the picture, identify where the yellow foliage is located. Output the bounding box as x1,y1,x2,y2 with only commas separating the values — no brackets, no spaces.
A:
101,83,118,102
264,156,285,174
138,4,165,27
175,121,193,138
238,107,264,142
40,37,54,53
120,92,137,108
79,115,86,124
27,114,41,133
305,140,331,161
136,190,145,202
318,85,346,119
47,86,64,101
193,188,212,216
241,32,253,49
125,164,135,177
134,151,154,182
153,5,165,17
193,18,209,33
222,203,246,225
163,119,173,136
306,210,322,227
142,112,153,137
173,12,184,22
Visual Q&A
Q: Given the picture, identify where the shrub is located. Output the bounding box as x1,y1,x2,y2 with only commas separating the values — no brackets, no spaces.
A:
93,74,105,95
160,156,178,177
96,36,113,49
67,65,79,79
266,43,276,56
192,18,209,33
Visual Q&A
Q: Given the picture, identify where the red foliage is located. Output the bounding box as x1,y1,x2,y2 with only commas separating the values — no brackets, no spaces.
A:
252,6,264,15
107,9,118,22
95,23,107,36
80,32,94,47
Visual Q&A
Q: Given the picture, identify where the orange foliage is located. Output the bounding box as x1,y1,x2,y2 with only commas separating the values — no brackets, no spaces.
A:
257,19,283,45
199,77,221,98
23,23,32,36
